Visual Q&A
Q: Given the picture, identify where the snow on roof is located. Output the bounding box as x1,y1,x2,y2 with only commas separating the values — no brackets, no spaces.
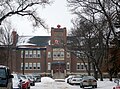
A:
17,36,36,46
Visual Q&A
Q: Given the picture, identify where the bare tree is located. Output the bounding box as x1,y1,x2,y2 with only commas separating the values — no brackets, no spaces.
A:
68,16,107,81
0,0,51,29
67,0,120,81
0,22,14,68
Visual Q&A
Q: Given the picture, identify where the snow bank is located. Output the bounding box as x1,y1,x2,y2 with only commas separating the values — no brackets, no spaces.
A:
41,77,55,83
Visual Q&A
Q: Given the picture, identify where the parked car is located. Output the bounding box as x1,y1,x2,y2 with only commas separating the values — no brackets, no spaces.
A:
26,75,35,86
12,73,22,89
33,75,41,82
19,75,30,89
80,76,97,88
0,65,14,89
113,86,120,89
66,75,75,84
69,75,82,85
113,79,120,89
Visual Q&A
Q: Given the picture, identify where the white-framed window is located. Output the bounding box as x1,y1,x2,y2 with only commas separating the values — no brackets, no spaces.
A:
67,52,70,58
21,50,23,58
81,63,85,70
66,62,70,70
29,63,32,69
25,63,28,70
48,52,51,58
29,50,33,58
21,63,23,70
48,62,51,70
85,63,88,69
37,51,41,58
33,50,36,58
25,50,29,58
33,63,36,69
37,63,41,69
77,63,80,70
60,52,64,57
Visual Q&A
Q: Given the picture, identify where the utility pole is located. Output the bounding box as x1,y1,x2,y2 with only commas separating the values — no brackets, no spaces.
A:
22,50,25,75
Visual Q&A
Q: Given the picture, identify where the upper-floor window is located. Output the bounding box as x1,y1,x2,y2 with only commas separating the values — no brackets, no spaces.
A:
21,50,41,58
67,52,70,58
48,52,51,58
25,50,29,58
33,50,37,58
66,62,70,70
21,50,23,58
29,50,33,58
37,51,41,58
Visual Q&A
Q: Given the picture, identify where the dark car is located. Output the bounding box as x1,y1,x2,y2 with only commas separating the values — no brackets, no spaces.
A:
80,76,97,88
0,65,14,89
33,75,41,82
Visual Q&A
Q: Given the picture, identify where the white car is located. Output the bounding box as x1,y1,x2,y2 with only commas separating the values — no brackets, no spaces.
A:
69,75,82,85
66,75,75,83
80,76,97,88
12,73,22,89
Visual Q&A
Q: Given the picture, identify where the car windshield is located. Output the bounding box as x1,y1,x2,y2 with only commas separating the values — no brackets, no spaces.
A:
12,74,19,80
20,76,27,79
83,76,95,80
27,76,32,79
0,68,6,78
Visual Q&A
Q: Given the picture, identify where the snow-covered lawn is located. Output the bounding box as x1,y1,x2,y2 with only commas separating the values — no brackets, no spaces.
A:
31,77,117,89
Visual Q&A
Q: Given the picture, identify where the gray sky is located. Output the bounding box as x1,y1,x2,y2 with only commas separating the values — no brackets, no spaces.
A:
11,0,74,36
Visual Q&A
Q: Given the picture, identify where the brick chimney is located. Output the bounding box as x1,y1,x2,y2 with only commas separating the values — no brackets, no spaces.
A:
12,31,18,46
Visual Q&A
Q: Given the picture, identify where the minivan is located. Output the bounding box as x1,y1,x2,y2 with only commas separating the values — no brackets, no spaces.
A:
0,65,13,89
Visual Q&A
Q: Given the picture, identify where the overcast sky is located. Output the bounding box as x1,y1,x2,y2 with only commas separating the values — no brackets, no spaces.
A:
10,0,74,36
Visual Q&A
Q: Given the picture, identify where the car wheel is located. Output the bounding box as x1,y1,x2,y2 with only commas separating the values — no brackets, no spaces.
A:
27,86,30,89
95,85,97,88
80,86,82,88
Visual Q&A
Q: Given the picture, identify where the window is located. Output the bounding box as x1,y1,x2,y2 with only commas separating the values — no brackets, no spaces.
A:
21,63,23,70
85,63,88,69
48,62,51,70
67,52,70,58
33,63,36,69
48,52,51,58
37,63,41,69
60,52,64,57
29,63,32,69
29,50,33,58
66,62,70,70
77,63,80,70
25,63,28,70
0,69,6,78
21,50,23,58
81,63,85,70
53,48,64,60
33,50,36,58
37,51,41,58
25,50,29,58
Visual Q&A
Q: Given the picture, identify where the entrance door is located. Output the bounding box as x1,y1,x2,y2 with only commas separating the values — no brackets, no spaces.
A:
51,62,65,79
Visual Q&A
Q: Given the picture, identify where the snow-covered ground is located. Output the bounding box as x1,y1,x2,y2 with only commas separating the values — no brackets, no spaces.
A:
31,77,117,89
